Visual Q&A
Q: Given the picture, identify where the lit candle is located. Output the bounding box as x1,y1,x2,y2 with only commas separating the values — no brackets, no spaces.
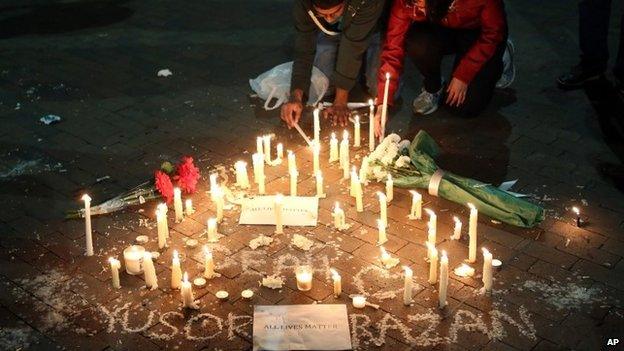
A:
203,246,216,279
408,190,422,219
333,202,345,230
123,245,145,275
572,206,581,227
379,246,391,266
252,153,263,184
468,203,478,263
377,192,387,228
143,251,158,290
207,218,218,242
235,161,250,189
403,266,413,305
354,174,363,212
156,205,168,249
173,187,184,223
263,135,272,164
181,272,199,309
256,136,264,158
287,150,297,174
330,268,341,297
452,216,462,240
185,199,194,216
109,257,121,289
313,108,320,144
312,142,320,174
171,250,182,290
315,171,326,198
349,166,357,197
329,132,339,163
213,186,224,222
379,72,390,141
426,241,434,262
258,173,266,194
353,295,366,309
359,156,369,185
439,251,448,308
157,203,170,239
482,248,493,292
295,265,313,291
289,170,298,196
428,244,438,284
276,143,284,161
425,208,437,240
368,99,375,152
427,222,436,251
340,130,350,179
274,194,284,234
354,114,361,147
386,174,393,202
82,194,93,256
377,219,388,245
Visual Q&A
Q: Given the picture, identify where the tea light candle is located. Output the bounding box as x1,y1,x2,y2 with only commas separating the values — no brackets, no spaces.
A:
173,187,184,223
329,132,339,163
353,295,366,309
135,235,149,244
185,199,194,216
340,130,350,179
287,150,296,174
274,194,284,234
241,289,254,299
143,251,158,290
123,245,145,275
439,251,448,308
171,250,182,290
203,246,216,279
315,171,326,198
276,143,284,161
295,265,313,291
186,238,198,248
312,142,321,174
313,108,320,144
386,174,393,202
403,266,413,305
452,216,462,240
263,135,272,164
377,219,388,245
330,268,342,297
482,248,493,292
408,190,422,220
428,245,438,284
109,257,121,289
354,114,361,147
210,173,218,201
333,202,345,230
216,290,229,300
193,277,207,288
377,192,387,228
82,194,93,256
368,99,375,152
468,203,478,263
181,272,199,309
207,218,218,242
214,186,224,223
289,170,298,196
235,161,250,189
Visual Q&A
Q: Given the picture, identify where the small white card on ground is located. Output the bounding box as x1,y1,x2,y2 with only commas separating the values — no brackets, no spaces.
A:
239,196,318,226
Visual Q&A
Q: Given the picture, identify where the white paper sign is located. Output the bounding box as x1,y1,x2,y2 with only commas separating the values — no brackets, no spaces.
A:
239,196,318,226
253,304,352,351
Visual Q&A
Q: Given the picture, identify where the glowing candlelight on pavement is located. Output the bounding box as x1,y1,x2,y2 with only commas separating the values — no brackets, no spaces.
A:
295,265,313,291
330,268,342,297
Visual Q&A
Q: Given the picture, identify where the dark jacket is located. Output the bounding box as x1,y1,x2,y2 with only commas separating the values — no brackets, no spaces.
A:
291,0,385,97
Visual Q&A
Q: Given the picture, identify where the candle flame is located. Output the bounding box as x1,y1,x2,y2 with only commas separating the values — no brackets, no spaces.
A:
441,250,448,259
183,272,188,283
288,149,294,156
204,246,212,257
81,193,91,202
425,208,435,217
355,114,360,123
385,72,390,79
572,206,580,215
331,132,336,139
482,247,490,255
173,250,179,260
275,193,284,203
208,217,217,226
342,130,349,139
368,99,374,106
330,268,339,278
468,202,476,210
334,202,341,211
453,216,461,224
380,246,388,256
403,265,412,274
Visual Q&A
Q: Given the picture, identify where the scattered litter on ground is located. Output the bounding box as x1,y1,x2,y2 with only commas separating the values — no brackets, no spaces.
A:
157,69,172,77
40,114,61,125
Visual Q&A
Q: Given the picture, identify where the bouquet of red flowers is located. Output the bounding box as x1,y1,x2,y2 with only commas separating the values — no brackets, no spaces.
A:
66,156,201,218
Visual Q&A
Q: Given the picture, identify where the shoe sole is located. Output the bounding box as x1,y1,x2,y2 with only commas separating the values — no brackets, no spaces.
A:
557,74,602,90
496,39,516,89
414,104,439,115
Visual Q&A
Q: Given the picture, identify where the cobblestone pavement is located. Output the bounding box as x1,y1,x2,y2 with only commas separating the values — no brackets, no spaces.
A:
1,0,623,350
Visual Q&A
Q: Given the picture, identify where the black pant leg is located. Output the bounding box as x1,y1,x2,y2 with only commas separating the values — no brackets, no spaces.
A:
579,0,612,73
614,12,624,82
405,23,451,93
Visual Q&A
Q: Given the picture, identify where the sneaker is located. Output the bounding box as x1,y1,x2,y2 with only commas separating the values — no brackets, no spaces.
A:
412,86,443,115
557,64,603,90
496,38,516,89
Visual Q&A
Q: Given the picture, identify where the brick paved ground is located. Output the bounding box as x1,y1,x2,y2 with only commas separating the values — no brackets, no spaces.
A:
1,0,623,350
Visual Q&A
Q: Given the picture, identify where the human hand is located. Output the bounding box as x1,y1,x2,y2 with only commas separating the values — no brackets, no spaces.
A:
322,103,351,127
373,107,383,138
446,77,468,107
280,90,304,128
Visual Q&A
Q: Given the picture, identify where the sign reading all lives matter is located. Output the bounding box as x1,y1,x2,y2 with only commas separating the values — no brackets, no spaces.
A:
239,195,318,226
253,304,352,351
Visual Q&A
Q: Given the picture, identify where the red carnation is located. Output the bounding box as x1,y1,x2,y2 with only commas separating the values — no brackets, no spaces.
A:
154,170,174,204
174,156,200,194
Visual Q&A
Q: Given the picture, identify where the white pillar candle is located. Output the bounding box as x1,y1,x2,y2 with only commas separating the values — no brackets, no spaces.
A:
333,202,345,229
354,114,361,147
173,187,184,223
409,190,422,219
274,194,284,234
368,99,375,152
263,135,272,164
289,170,298,196
330,268,342,297
315,171,326,198
82,194,94,256
256,136,264,158
380,72,390,141
425,208,437,239
377,192,387,228
252,153,262,183
403,266,413,305
287,150,296,174
386,174,393,202
295,265,313,291
235,161,250,189
439,251,449,308
353,295,366,309
203,246,216,279
349,166,357,197
214,186,224,223
181,272,198,309
355,176,363,213
157,203,170,239
313,108,320,144
377,219,388,245
185,199,194,216
276,143,284,161
426,241,434,262
207,218,218,242
156,206,168,249
428,245,438,284
482,248,493,292
468,203,478,263
109,257,121,289
143,252,158,290
359,156,369,185
312,142,320,174
258,173,266,194
329,132,339,163
427,222,436,250
171,250,182,290
452,216,462,240
379,246,391,266
340,130,350,179
123,245,145,275
210,173,218,201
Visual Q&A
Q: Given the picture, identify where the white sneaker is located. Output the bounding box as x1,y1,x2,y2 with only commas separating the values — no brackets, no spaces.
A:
496,38,516,89
412,86,443,115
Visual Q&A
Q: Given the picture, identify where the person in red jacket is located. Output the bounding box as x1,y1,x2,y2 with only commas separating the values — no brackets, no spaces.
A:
373,0,512,130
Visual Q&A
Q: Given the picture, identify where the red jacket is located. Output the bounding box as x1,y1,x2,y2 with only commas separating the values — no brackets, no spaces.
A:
376,0,507,105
